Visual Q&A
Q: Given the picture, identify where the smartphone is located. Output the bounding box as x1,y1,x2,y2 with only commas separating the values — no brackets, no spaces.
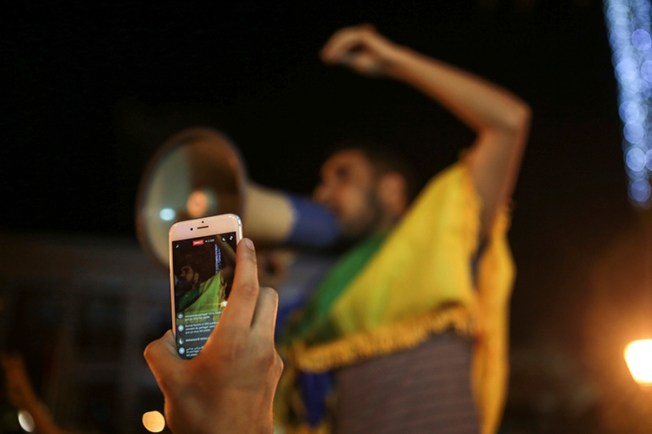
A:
168,213,243,359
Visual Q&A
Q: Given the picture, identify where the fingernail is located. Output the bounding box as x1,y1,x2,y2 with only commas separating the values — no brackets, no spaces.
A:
243,238,254,250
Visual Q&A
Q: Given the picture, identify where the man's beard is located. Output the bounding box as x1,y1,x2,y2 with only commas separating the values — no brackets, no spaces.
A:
175,278,194,296
338,191,387,247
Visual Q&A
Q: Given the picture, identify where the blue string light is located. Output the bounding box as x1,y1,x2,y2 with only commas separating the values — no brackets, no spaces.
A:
605,0,652,207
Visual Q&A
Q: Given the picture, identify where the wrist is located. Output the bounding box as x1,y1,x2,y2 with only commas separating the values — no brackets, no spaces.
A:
380,44,416,78
171,395,274,434
196,411,272,434
210,396,273,434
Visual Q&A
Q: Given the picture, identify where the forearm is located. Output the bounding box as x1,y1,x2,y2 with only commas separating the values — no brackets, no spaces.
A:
383,43,530,232
384,45,530,136
165,394,274,434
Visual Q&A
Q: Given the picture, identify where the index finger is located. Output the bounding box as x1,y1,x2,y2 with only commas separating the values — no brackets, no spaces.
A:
321,28,360,63
144,330,184,391
217,238,260,332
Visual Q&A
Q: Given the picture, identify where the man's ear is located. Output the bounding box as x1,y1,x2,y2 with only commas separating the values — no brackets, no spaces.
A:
377,173,407,218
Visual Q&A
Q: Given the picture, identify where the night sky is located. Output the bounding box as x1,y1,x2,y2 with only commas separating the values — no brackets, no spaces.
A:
3,1,650,431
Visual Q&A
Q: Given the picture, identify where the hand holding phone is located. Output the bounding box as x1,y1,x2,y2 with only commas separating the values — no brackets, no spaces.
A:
168,214,242,359
145,238,283,434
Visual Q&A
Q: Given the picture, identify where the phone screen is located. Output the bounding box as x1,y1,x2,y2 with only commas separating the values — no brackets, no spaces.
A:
171,231,237,359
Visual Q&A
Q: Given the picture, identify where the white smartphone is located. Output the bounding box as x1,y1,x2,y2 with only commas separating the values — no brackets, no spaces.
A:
168,213,243,359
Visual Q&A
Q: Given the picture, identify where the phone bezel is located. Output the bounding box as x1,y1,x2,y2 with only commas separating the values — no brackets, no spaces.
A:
168,213,243,355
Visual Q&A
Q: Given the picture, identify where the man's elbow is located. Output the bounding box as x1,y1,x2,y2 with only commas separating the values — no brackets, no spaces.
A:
504,100,532,136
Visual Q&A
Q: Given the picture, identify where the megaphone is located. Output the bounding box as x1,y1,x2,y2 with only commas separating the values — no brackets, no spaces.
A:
135,127,341,270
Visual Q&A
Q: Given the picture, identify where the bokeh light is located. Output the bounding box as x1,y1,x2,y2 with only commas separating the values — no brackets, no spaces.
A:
624,339,652,385
17,410,35,433
142,410,166,433
159,208,176,222
605,0,652,207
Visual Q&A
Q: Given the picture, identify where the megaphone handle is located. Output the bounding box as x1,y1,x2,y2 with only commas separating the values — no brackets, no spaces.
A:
285,194,340,248
244,184,294,244
244,184,340,248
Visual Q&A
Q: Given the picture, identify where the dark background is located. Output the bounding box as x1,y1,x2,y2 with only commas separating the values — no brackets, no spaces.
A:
2,1,652,433
1,0,623,236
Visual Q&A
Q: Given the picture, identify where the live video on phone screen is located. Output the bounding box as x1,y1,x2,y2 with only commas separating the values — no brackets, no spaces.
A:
172,232,237,359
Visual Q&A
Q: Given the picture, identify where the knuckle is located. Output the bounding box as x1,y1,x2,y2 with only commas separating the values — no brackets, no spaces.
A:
215,335,248,363
253,342,275,364
274,352,284,376
249,339,280,370
239,281,259,299
143,341,155,361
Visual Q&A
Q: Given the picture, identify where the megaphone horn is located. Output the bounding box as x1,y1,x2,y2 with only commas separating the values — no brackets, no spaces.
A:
135,127,340,270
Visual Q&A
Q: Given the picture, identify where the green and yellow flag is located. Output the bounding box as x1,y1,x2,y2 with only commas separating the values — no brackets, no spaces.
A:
278,161,515,434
